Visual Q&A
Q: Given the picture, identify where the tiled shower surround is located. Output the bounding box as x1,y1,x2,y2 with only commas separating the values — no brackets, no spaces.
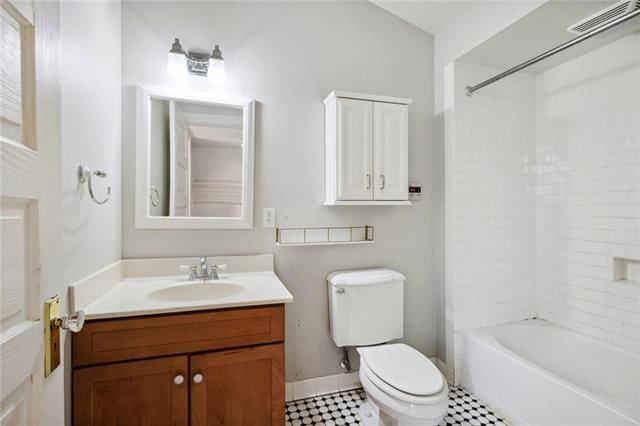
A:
446,33,640,375
536,34,640,351
445,60,538,374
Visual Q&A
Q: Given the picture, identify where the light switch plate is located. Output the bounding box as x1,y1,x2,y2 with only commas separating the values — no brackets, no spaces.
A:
263,208,275,228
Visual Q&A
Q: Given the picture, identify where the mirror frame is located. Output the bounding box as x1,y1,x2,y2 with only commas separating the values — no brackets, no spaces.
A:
135,85,255,229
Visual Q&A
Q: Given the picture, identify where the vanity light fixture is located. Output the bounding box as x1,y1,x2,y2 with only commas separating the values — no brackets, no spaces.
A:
167,38,187,78
166,38,226,83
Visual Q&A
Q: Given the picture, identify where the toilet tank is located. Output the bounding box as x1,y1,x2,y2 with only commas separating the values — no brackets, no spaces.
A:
327,268,405,347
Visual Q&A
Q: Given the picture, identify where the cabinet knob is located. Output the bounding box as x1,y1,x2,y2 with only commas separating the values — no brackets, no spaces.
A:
365,174,371,190
193,373,204,384
173,374,185,385
379,174,385,190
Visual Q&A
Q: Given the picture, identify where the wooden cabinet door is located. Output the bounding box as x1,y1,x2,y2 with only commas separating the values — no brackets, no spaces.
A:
336,98,373,201
191,343,285,426
73,355,188,426
373,101,408,200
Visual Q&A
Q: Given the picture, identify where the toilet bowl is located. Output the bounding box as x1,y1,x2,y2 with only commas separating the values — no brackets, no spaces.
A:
326,268,449,425
357,344,448,426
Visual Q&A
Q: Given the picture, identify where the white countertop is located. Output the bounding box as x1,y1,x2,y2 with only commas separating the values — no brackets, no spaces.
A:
81,270,294,320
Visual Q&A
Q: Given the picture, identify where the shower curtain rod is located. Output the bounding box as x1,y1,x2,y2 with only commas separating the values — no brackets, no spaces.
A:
465,7,640,97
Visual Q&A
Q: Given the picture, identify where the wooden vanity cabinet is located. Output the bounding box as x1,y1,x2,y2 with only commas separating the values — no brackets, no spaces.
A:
73,356,189,426
191,344,284,425
72,304,285,426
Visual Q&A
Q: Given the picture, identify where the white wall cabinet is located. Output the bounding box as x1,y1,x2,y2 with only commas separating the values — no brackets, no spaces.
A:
324,91,411,206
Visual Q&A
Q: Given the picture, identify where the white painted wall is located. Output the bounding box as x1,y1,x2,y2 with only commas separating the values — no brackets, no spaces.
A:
59,2,121,423
121,1,436,381
60,0,121,285
445,61,537,376
536,34,640,352
434,0,545,114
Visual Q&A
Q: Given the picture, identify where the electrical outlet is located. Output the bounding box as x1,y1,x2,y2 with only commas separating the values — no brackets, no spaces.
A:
263,208,275,228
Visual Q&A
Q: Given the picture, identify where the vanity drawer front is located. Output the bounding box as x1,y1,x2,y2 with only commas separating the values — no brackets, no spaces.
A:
73,304,284,366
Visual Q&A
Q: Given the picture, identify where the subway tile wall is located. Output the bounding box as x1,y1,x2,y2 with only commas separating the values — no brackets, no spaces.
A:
536,34,640,352
446,34,640,377
447,61,538,374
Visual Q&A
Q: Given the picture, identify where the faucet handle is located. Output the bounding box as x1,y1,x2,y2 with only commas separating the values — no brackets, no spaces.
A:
181,265,198,280
213,264,228,271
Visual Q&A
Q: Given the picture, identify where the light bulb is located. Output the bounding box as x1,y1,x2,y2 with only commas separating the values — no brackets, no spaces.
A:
208,57,226,84
167,51,187,78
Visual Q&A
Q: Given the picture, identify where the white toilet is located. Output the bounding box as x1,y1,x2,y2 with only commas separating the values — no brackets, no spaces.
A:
327,268,448,426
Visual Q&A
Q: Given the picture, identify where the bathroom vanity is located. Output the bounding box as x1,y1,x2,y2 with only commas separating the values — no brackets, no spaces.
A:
70,255,292,425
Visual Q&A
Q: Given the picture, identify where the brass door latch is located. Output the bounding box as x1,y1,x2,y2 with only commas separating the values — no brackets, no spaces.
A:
44,295,85,377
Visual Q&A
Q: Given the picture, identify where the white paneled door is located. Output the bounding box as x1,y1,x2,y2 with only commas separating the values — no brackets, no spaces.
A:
0,1,43,424
373,102,408,200
336,98,373,201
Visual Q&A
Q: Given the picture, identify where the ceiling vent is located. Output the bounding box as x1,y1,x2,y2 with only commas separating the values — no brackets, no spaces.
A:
567,0,640,35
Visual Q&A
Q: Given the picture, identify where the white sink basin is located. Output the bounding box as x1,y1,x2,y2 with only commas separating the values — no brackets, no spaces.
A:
147,282,244,302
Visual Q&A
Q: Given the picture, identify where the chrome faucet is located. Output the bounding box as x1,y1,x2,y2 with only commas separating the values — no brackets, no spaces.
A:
199,255,209,276
181,256,227,281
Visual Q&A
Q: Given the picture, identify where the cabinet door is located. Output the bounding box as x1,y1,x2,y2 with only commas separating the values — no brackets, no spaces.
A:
336,98,373,200
73,356,188,426
191,343,285,426
373,102,408,200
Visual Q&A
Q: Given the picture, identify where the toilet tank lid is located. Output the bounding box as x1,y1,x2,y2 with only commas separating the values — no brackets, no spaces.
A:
327,268,405,286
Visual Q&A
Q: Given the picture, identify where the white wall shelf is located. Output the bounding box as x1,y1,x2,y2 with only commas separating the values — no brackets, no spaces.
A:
276,225,374,246
324,200,412,206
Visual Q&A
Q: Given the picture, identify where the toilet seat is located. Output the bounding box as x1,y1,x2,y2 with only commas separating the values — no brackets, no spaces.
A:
361,343,444,397
358,344,446,405
358,349,448,426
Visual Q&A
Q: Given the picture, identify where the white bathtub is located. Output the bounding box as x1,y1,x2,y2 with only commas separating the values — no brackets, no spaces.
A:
461,320,639,425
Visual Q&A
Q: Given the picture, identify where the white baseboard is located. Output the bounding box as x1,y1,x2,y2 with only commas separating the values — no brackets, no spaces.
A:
431,357,454,385
286,371,361,402
286,357,454,403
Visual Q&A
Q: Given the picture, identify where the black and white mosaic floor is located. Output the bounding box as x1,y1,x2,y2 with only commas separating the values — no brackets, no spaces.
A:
286,388,365,425
285,386,508,426
442,386,507,426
